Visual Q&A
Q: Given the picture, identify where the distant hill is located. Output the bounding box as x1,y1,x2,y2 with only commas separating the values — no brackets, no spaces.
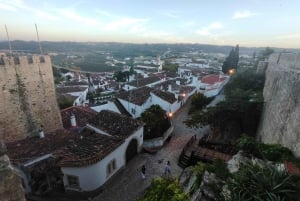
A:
1,41,299,59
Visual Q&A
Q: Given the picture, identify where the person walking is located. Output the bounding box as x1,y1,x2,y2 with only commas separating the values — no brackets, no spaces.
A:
141,165,146,179
164,161,171,177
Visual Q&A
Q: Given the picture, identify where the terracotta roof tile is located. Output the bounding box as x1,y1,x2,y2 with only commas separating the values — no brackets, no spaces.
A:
151,89,177,103
87,110,143,138
117,86,152,105
6,128,125,168
56,129,123,167
6,129,74,164
127,76,161,87
201,74,225,85
61,106,98,129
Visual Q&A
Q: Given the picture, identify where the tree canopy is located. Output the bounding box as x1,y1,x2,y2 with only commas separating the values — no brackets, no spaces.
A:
185,69,264,141
222,44,239,74
162,60,178,73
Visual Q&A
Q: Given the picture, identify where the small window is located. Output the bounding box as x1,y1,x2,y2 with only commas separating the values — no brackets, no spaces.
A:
67,175,79,188
131,108,136,114
107,159,117,177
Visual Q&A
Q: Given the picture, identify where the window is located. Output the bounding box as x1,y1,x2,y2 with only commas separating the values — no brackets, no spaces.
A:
107,159,117,177
67,175,79,188
131,108,136,114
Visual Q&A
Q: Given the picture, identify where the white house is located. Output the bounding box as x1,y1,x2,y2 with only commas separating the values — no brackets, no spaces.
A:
6,110,144,194
122,76,162,91
199,74,230,97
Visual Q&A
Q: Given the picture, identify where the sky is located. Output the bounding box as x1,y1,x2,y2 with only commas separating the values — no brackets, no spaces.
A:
0,0,300,48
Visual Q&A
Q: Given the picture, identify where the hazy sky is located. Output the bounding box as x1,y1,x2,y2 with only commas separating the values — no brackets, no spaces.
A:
0,0,299,48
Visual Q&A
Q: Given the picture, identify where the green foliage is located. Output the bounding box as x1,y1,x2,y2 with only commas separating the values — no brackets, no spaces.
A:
191,162,207,192
57,97,74,109
189,93,213,114
185,69,264,139
222,45,239,74
224,69,265,102
163,60,178,72
114,70,133,82
141,105,166,129
141,105,171,139
206,159,231,180
226,161,300,201
236,135,294,163
258,47,275,61
137,178,189,201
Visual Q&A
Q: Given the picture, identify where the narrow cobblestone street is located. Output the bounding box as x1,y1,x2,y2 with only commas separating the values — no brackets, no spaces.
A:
92,98,207,201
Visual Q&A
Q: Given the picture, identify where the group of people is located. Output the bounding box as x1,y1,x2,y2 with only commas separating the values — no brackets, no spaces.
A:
140,160,171,180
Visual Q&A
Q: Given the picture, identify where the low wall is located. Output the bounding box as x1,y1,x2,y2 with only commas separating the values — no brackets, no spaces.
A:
143,126,174,150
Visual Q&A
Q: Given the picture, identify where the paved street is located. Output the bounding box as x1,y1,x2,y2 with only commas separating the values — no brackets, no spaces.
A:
92,98,206,201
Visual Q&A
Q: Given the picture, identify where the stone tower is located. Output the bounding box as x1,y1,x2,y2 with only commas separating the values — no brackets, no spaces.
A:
0,54,63,142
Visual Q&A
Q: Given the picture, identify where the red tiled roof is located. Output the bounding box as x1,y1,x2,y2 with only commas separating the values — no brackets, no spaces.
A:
6,129,75,164
87,110,143,138
56,129,124,167
118,86,152,106
127,76,161,87
201,74,226,85
61,106,97,129
151,89,177,104
6,128,125,168
284,161,300,174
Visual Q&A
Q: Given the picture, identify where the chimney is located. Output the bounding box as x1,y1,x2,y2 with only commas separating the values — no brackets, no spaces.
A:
168,84,172,92
38,125,44,138
70,113,77,127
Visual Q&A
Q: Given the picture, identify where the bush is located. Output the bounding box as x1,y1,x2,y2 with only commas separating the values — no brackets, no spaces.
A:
226,161,300,201
137,178,189,201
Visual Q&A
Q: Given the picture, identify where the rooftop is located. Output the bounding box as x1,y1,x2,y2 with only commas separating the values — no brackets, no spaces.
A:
151,89,177,104
87,110,143,138
117,86,153,106
126,76,161,87
201,74,226,85
6,128,124,168
61,106,98,129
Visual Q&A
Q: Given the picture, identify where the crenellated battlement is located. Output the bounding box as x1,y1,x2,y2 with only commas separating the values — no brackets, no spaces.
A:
0,55,50,66
0,53,63,142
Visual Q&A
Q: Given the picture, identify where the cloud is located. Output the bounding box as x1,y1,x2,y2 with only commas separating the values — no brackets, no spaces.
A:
274,34,300,39
0,3,17,11
105,17,149,31
59,10,99,26
232,10,257,19
196,22,223,36
163,10,180,18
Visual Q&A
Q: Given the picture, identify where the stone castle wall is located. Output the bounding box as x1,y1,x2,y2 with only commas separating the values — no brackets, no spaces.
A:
0,55,62,142
258,53,300,157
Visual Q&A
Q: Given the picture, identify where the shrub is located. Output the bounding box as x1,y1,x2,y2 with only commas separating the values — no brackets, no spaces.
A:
137,178,189,201
226,161,300,201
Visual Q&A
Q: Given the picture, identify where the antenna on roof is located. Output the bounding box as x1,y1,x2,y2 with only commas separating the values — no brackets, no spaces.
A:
5,25,12,55
35,23,43,54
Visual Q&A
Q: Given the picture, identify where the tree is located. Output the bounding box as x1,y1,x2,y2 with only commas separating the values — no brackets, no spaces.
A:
189,93,213,114
141,105,167,129
137,178,189,201
185,69,264,141
163,60,178,72
222,44,239,74
140,105,171,139
258,47,275,61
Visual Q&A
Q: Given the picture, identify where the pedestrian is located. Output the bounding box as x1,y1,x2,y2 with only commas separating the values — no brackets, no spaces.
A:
164,161,171,176
141,165,146,179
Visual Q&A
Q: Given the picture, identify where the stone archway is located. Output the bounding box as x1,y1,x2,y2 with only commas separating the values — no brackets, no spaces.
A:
125,139,138,163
